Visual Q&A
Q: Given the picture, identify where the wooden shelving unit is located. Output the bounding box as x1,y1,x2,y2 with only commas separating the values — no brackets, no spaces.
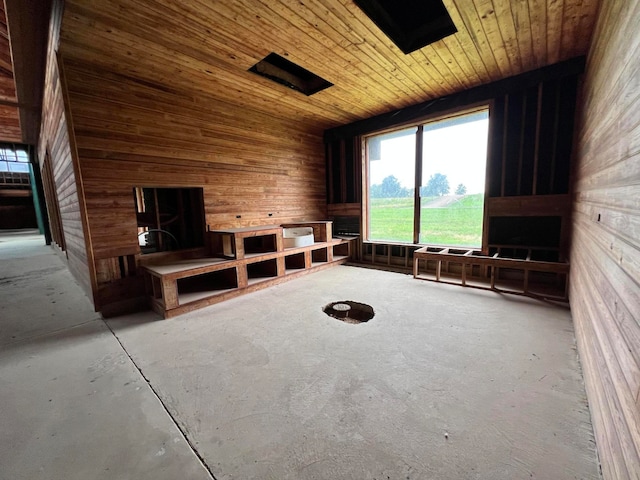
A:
413,246,569,301
143,221,355,318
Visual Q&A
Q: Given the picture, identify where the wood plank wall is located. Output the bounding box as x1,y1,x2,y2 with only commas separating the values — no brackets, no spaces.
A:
62,60,327,311
571,0,640,478
37,1,92,300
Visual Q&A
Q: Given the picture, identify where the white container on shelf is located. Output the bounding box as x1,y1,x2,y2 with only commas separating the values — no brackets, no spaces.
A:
283,227,315,248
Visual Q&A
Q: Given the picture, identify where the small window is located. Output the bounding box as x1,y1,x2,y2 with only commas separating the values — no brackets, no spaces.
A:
134,187,205,254
0,147,30,173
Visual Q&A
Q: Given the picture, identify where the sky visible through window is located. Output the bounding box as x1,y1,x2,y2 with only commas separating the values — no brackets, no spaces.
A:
369,113,489,194
0,148,30,173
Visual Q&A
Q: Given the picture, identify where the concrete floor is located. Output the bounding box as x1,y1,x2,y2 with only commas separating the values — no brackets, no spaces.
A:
0,230,600,479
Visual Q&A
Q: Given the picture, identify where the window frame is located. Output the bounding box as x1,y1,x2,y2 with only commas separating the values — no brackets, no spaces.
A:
362,103,492,248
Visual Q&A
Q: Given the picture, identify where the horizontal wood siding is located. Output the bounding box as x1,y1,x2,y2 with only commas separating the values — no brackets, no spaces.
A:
37,1,92,301
571,0,640,478
63,61,326,310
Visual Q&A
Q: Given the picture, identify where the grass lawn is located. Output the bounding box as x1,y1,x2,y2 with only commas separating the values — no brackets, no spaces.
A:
369,193,484,246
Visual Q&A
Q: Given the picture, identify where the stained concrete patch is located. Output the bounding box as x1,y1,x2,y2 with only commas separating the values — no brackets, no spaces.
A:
107,266,599,480
0,321,212,480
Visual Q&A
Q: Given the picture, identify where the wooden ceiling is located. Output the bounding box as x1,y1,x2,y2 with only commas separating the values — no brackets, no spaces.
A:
60,0,599,133
0,2,21,143
0,0,52,145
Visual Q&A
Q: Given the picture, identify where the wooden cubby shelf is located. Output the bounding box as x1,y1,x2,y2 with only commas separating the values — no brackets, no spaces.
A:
142,221,356,318
413,246,569,301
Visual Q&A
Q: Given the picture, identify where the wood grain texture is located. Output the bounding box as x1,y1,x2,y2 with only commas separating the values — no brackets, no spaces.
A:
57,0,599,132
571,0,640,478
4,0,52,144
37,0,93,301
61,59,327,310
0,1,20,142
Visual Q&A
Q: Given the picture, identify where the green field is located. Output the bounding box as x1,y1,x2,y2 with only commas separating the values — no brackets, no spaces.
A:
369,193,484,246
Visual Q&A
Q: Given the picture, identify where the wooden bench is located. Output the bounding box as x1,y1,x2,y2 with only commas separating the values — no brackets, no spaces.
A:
413,246,570,301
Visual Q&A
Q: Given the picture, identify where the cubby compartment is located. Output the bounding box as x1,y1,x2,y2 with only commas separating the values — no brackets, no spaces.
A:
284,252,306,273
332,242,350,261
247,258,279,284
282,221,331,243
311,247,328,265
177,267,238,305
244,234,278,257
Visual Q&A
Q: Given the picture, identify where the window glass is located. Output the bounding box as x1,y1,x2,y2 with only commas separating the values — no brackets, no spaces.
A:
419,111,489,246
365,107,489,247
367,126,417,243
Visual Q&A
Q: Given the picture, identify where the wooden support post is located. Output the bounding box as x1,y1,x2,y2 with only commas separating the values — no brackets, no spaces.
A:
161,277,178,309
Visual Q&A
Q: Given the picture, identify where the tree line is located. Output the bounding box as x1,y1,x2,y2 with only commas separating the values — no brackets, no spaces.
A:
370,174,467,198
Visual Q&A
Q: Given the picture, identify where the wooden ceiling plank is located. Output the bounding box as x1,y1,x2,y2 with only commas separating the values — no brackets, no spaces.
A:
510,0,536,72
258,0,413,106
230,0,410,109
575,0,600,58
419,43,469,93
560,0,583,60
441,0,493,82
528,0,548,68
62,45,353,129
68,0,397,118
60,18,369,125
296,0,436,99
155,0,411,114
445,0,501,82
333,0,451,98
56,0,600,131
472,0,513,78
63,58,353,133
441,35,483,87
306,0,438,100
546,0,565,64
491,0,524,74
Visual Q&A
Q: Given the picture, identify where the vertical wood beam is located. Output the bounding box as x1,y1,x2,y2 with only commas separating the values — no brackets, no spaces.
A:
326,143,334,204
339,139,347,204
549,81,561,193
413,125,424,244
532,83,544,195
500,95,509,197
517,93,528,195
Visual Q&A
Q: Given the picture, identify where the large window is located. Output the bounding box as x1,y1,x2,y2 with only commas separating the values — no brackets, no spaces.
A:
366,108,489,247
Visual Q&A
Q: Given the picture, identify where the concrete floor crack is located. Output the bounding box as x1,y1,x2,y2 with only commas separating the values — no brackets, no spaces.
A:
102,318,218,480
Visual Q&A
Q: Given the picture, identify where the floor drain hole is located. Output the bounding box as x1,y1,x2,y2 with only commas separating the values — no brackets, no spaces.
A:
323,301,374,324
